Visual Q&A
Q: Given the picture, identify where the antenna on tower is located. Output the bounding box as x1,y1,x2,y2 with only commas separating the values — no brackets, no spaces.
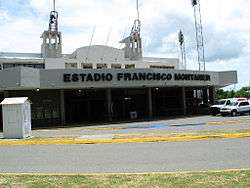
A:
136,0,140,20
191,0,205,71
53,0,56,12
120,0,142,61
132,0,141,36
178,30,187,70
49,0,58,32
41,0,62,58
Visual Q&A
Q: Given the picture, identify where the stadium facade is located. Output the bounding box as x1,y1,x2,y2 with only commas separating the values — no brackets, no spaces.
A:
0,3,237,128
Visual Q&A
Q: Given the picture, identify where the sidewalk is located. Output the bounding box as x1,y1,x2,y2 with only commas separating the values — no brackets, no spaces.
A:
1,115,250,145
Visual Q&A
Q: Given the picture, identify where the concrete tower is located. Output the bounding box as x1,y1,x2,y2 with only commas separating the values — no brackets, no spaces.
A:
41,0,62,58
120,0,142,61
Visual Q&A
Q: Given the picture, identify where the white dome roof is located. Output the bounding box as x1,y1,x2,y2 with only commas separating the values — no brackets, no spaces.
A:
71,45,125,63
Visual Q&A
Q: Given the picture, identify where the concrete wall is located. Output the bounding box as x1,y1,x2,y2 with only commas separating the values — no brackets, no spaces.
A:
0,68,21,90
8,90,61,127
0,67,40,90
40,69,219,89
20,68,40,88
0,67,237,91
218,71,238,87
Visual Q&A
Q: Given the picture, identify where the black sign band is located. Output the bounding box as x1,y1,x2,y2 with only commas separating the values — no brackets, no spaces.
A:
63,72,211,82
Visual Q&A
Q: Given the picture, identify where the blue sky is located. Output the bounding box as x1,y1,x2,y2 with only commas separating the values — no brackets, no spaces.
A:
0,0,250,89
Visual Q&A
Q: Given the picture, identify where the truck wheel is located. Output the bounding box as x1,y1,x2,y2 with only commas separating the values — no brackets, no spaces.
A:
231,110,237,117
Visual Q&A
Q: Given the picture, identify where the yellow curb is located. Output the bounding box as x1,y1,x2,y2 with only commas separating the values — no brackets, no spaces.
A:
85,127,123,131
1,133,250,146
0,168,250,176
208,120,250,125
239,120,250,123
208,122,225,125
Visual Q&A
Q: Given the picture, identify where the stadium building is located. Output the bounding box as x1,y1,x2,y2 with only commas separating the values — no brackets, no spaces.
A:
0,2,237,128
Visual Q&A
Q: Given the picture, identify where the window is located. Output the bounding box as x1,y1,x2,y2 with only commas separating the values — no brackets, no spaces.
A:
111,64,121,69
150,65,175,69
239,102,249,106
125,64,135,69
97,64,107,69
51,38,56,44
3,63,45,69
215,100,226,105
65,63,77,69
82,64,93,69
34,64,45,69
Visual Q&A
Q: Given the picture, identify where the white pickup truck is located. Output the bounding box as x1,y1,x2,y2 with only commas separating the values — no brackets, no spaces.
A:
210,98,247,116
220,100,250,116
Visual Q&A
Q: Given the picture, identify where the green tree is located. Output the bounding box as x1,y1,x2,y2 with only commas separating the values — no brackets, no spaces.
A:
216,86,250,100
216,89,230,100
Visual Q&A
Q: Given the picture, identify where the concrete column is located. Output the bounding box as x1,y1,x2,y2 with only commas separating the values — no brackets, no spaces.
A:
209,86,216,105
147,88,153,119
3,91,8,98
60,90,66,125
203,88,209,104
181,87,187,115
106,88,112,121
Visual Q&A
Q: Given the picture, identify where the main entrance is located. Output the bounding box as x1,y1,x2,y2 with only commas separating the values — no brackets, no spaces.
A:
64,87,212,125
64,88,149,124
65,90,107,124
111,89,147,121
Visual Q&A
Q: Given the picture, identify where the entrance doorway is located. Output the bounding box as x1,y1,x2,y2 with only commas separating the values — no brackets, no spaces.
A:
65,90,106,124
112,89,147,121
152,88,182,117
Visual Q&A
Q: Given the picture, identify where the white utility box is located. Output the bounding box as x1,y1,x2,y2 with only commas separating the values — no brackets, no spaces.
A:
1,97,31,139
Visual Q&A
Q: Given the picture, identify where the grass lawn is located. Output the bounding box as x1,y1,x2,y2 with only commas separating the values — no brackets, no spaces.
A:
1,170,250,188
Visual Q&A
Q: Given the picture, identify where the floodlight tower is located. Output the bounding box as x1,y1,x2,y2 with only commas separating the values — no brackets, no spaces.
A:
178,30,187,70
120,0,142,61
41,0,62,58
191,0,205,71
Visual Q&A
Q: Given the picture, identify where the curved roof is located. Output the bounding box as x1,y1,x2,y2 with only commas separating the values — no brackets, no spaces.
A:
70,45,125,62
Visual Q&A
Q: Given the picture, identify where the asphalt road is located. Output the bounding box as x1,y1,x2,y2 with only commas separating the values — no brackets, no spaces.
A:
0,138,250,173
